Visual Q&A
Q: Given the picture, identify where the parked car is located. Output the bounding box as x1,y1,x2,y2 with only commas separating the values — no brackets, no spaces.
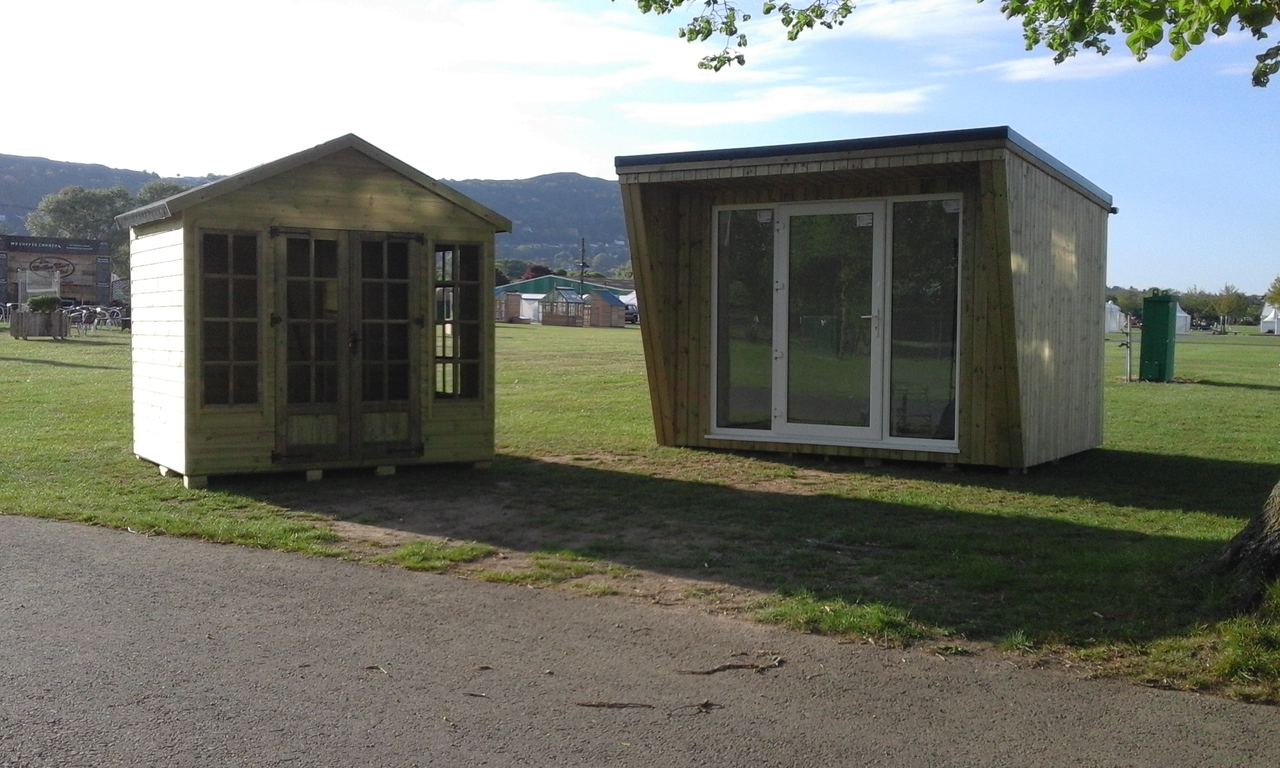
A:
625,304,639,324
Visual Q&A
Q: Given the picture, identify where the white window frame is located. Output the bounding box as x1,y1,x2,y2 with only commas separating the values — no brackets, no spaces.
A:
708,194,963,453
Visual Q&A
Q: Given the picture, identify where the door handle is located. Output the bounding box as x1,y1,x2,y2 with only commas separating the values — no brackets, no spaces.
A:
349,331,360,353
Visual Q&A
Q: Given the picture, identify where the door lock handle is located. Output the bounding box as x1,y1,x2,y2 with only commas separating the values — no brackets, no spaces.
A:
349,331,360,353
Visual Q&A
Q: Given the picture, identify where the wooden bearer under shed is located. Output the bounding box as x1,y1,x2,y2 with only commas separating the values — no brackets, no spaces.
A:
116,135,511,488
615,127,1113,469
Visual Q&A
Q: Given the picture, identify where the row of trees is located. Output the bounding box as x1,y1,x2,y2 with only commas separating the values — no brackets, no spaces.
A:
495,258,631,286
500,247,632,279
1109,284,1272,326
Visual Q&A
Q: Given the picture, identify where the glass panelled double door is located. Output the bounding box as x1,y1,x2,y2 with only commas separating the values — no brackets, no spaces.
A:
715,198,961,447
276,231,422,464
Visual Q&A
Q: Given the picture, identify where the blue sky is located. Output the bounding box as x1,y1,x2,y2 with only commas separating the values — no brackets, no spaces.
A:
8,0,1277,292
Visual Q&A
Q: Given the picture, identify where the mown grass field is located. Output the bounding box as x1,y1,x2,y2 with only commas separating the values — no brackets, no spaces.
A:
2,322,1279,700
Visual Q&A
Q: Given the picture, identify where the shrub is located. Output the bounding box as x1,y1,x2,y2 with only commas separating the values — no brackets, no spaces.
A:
27,296,62,312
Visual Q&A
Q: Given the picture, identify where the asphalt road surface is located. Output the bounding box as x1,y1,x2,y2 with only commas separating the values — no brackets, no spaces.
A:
3,514,1279,767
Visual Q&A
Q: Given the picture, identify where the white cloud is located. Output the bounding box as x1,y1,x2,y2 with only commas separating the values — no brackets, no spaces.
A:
980,52,1158,81
845,0,1012,41
619,84,934,126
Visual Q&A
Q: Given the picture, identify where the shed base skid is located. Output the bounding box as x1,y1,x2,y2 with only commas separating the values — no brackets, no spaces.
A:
137,456,490,487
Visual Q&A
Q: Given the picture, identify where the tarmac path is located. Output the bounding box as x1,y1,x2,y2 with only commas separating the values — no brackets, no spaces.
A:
3,514,1279,767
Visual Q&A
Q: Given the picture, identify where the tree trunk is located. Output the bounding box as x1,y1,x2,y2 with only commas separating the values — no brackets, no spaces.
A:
1216,480,1280,611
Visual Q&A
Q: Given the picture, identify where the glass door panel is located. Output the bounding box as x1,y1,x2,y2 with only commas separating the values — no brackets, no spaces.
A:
714,209,775,430
777,203,883,439
785,211,877,428
353,236,419,458
359,239,412,404
285,237,341,406
888,200,960,440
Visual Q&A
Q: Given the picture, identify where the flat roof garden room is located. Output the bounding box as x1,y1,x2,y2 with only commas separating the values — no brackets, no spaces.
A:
616,127,1113,469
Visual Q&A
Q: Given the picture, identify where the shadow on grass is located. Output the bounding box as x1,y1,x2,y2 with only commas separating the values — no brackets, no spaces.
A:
0,354,123,370
1194,380,1280,393
931,448,1276,522
224,449,1261,646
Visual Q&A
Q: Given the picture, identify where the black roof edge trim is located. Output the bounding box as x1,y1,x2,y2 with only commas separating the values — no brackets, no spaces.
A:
614,126,1111,207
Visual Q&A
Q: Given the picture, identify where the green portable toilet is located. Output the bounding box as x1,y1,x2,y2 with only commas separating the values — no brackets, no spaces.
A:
1139,291,1177,382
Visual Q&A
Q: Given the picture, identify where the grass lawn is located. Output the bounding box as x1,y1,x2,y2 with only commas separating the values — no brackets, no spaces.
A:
3,322,1280,701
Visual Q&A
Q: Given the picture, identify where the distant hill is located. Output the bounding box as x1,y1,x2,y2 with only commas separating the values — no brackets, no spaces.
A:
445,173,628,275
0,153,214,235
0,153,628,275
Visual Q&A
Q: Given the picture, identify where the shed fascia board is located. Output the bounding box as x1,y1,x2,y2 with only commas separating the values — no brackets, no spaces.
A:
615,126,1112,209
115,134,513,232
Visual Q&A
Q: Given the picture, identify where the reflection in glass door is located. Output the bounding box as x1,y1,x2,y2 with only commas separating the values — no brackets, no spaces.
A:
779,204,882,438
714,209,774,430
888,199,960,441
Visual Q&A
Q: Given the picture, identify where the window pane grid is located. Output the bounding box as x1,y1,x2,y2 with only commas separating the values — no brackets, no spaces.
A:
360,239,412,404
286,238,340,405
433,243,482,399
202,233,259,406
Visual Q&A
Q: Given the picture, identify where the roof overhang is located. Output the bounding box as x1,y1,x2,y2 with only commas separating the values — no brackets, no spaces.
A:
615,126,1112,211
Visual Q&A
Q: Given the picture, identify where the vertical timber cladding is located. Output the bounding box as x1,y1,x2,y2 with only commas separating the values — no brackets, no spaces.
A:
626,184,681,445
1004,153,1109,466
972,159,1024,468
617,127,1112,469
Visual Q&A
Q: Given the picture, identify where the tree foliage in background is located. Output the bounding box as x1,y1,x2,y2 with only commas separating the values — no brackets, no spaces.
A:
1266,274,1280,307
25,182,194,271
1212,283,1251,323
1178,286,1215,323
135,180,193,207
25,186,133,244
1109,285,1264,326
626,0,1279,85
522,264,555,280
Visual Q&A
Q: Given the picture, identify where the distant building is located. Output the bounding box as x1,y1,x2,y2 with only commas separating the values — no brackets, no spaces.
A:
1,235,113,305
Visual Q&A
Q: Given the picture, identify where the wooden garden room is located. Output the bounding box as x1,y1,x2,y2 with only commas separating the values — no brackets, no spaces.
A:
116,134,511,488
616,127,1113,469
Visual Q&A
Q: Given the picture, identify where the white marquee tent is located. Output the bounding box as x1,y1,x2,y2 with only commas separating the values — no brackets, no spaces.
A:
1105,301,1123,333
1176,304,1191,335
1261,304,1279,334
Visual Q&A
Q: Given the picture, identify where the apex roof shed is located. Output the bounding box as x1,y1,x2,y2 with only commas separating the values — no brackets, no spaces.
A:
117,135,511,488
616,127,1112,469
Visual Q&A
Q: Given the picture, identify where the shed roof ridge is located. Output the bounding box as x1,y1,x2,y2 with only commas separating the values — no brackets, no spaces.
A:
115,134,512,232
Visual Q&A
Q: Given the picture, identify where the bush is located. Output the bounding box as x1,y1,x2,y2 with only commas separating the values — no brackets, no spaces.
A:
27,296,62,312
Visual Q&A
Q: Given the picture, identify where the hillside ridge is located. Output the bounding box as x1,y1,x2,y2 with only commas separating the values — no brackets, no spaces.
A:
0,154,628,273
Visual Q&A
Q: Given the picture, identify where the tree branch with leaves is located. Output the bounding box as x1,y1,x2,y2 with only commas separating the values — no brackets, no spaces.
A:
994,0,1280,86
628,0,855,70
625,0,1280,85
